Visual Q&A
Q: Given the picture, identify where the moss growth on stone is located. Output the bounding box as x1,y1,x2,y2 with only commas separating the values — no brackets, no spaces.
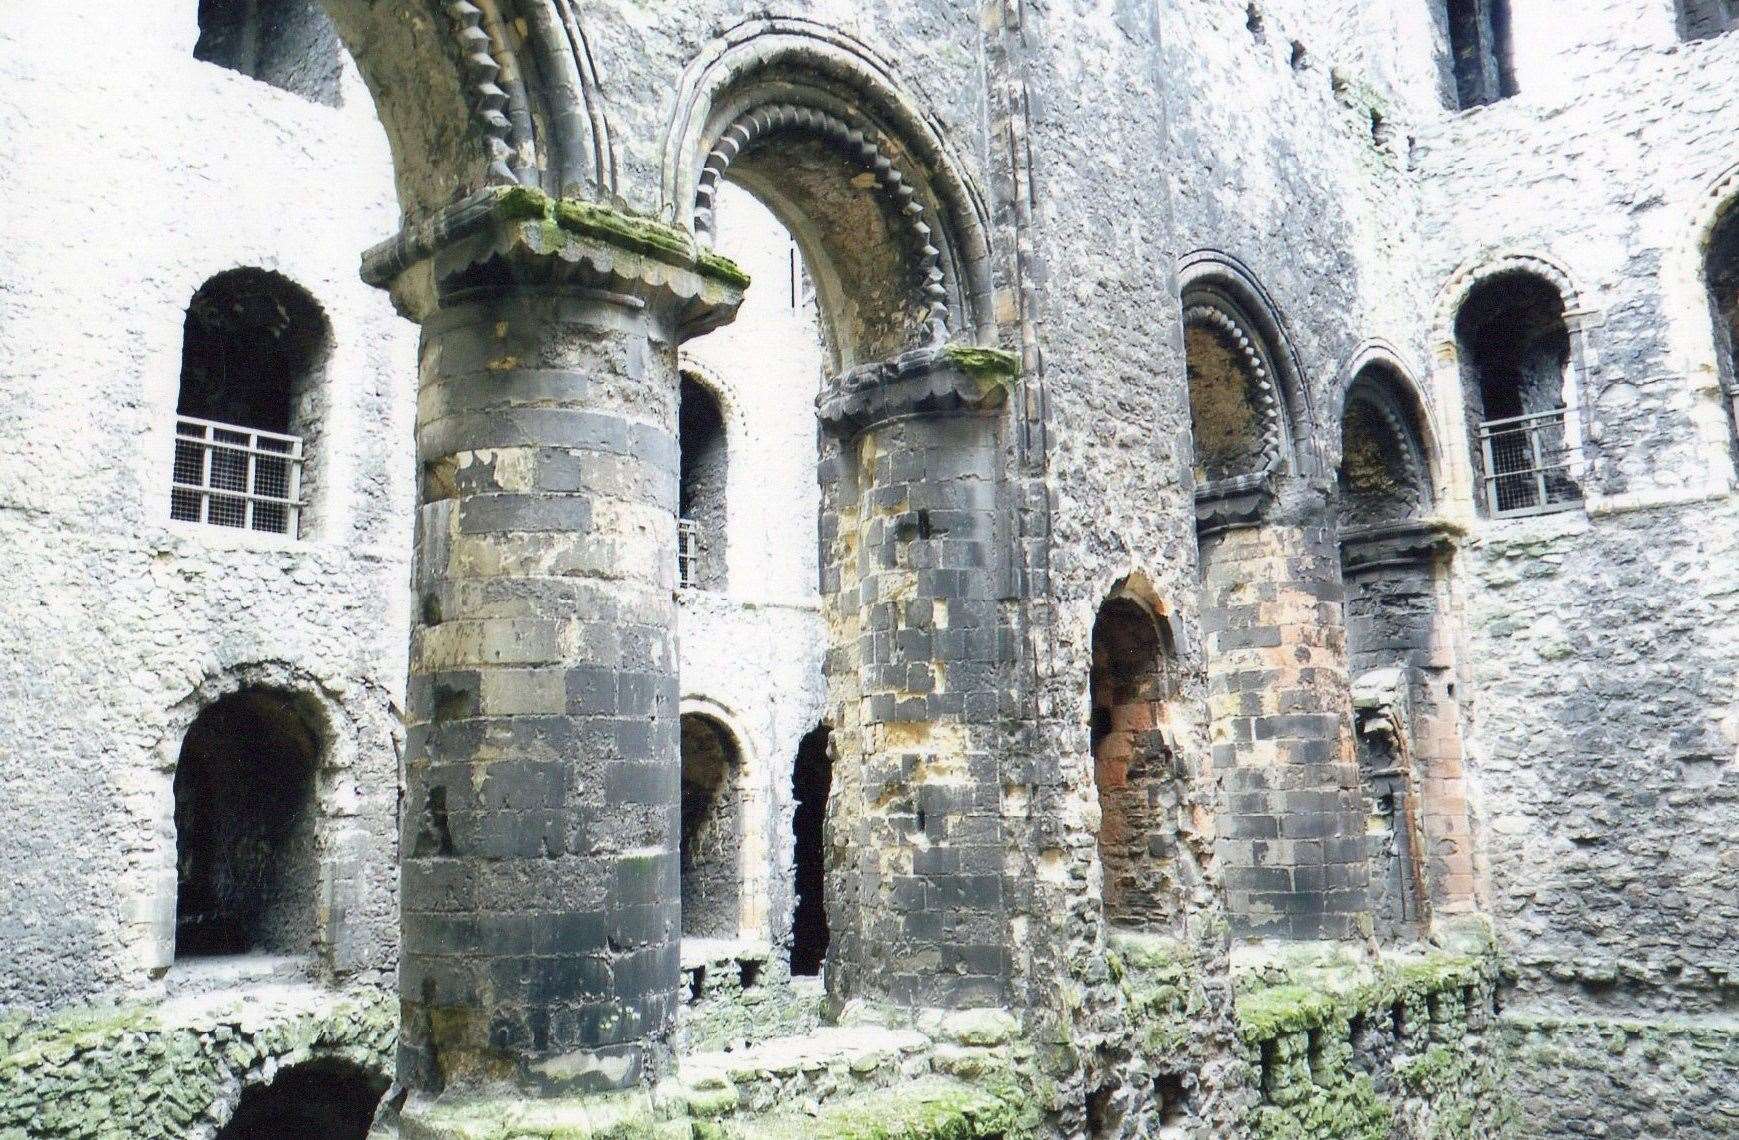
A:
941,344,1020,381
405,1087,674,1140
726,1077,1025,1139
489,186,750,290
1235,982,1342,1041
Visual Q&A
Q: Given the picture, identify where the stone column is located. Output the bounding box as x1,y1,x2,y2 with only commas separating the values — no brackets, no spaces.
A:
817,346,1017,1009
366,189,744,1111
1197,479,1371,941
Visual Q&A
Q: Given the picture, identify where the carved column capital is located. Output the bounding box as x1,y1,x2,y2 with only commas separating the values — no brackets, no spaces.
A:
361,186,746,336
817,343,1016,438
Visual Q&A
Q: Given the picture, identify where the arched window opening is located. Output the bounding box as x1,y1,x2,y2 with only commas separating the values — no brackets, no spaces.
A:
1443,0,1517,110
1678,0,1737,41
173,269,330,536
1090,596,1185,931
680,714,743,940
216,1059,386,1140
174,688,321,959
1184,305,1278,486
678,377,729,591
790,725,832,976
194,0,344,106
1454,271,1580,517
1704,203,1739,461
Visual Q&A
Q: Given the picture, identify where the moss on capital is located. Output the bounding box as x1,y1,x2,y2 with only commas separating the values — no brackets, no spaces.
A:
941,344,1020,382
492,186,751,291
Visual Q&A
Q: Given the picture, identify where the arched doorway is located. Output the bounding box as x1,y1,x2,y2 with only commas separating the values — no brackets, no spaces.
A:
174,687,322,959
789,725,832,976
216,1058,386,1140
680,713,744,940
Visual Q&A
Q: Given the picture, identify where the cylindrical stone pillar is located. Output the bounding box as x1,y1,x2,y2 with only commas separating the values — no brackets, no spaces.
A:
1199,481,1371,941
818,346,1016,1009
373,191,744,1110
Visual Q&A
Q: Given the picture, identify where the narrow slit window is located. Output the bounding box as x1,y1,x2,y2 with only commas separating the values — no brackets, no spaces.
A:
1444,0,1517,110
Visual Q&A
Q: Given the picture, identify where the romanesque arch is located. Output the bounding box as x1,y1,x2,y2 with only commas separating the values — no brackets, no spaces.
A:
1703,193,1739,466
664,27,1018,1011
173,268,331,537
1089,589,1188,932
679,712,745,939
661,20,996,351
215,1057,387,1140
314,0,617,221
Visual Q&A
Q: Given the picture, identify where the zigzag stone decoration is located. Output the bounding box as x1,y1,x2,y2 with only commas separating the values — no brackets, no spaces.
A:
445,0,519,185
693,102,949,342
1184,301,1284,475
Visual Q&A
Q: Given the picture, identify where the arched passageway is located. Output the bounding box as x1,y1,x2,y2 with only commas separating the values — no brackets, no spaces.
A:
790,725,832,976
1337,364,1474,937
680,713,743,939
1089,596,1185,931
215,1058,386,1140
1704,201,1739,464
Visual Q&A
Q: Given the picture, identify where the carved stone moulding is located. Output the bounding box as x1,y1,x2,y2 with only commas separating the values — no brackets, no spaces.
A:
1339,518,1459,574
1193,471,1277,536
361,186,746,332
817,343,1016,438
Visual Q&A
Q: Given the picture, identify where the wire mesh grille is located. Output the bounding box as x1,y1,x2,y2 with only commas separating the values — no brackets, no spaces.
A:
1479,409,1581,517
171,417,304,536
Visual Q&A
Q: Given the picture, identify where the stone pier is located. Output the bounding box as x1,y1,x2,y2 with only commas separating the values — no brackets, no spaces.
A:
366,189,744,1122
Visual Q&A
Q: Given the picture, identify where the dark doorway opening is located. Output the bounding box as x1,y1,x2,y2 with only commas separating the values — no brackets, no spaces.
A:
790,725,832,976
679,713,742,938
194,0,345,106
174,688,320,958
215,1058,386,1140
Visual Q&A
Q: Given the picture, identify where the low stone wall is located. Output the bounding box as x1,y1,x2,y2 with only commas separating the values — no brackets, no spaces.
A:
1230,947,1516,1139
1499,1012,1739,1140
676,941,824,1053
0,984,393,1139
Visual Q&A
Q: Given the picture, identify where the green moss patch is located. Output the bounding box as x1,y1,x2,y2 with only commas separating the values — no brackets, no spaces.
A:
0,989,394,1139
941,344,1020,382
492,186,750,290
726,1077,1024,1140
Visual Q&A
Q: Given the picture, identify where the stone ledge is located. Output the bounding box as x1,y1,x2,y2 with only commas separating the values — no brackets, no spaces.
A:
717,1076,1022,1139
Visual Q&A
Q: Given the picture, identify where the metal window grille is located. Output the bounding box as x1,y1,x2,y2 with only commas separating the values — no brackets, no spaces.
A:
1477,408,1581,518
171,416,304,536
677,517,700,589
